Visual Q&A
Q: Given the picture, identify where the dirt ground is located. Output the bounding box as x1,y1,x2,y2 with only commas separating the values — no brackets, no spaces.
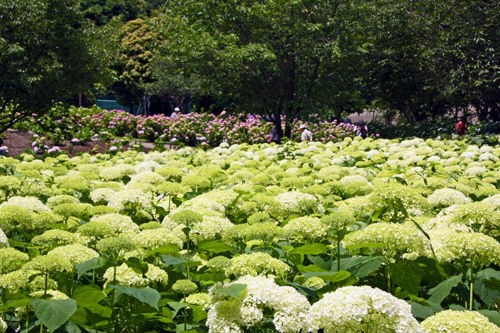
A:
1,129,154,158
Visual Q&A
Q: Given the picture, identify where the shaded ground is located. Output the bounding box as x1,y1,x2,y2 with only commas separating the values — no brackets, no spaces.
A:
2,130,155,157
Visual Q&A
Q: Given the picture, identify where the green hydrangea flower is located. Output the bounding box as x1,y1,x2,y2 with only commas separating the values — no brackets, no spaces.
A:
172,279,198,295
0,248,29,274
225,252,290,278
47,244,99,265
421,310,500,333
307,286,422,333
283,216,328,243
31,229,84,249
343,222,429,261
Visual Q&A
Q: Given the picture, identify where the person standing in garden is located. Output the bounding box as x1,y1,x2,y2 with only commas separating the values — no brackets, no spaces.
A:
300,124,313,141
454,116,468,136
355,120,368,138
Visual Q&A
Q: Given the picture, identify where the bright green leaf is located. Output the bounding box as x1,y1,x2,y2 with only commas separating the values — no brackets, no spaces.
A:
31,298,77,333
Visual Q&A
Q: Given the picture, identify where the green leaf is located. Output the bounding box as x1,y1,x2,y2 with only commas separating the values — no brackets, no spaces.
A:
304,270,351,283
161,255,190,266
145,244,180,257
428,274,463,305
72,286,106,306
197,239,235,253
75,257,106,279
213,283,247,299
167,301,188,318
126,257,149,274
108,285,160,310
409,301,435,320
474,268,500,308
339,256,384,278
392,260,426,295
289,243,327,255
478,310,500,326
31,298,78,332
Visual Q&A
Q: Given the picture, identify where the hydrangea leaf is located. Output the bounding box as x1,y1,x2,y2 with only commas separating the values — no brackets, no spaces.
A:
428,274,463,305
197,239,236,254
289,243,326,255
478,309,500,326
392,260,426,295
31,298,77,332
212,283,246,298
339,256,384,278
108,285,160,310
75,257,106,279
474,268,500,307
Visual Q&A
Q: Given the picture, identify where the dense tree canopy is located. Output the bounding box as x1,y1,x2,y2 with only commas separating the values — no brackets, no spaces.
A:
0,0,116,132
151,0,367,137
0,0,497,135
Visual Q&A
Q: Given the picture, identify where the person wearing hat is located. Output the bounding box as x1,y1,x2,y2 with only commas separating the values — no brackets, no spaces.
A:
355,120,368,138
300,124,313,141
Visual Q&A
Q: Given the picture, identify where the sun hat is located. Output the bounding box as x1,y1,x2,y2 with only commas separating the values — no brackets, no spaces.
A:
299,124,307,130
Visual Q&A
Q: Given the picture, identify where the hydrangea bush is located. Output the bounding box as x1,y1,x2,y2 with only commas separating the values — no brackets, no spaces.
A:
0,137,498,332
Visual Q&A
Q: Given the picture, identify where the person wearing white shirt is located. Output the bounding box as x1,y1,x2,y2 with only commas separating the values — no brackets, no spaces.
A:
300,124,313,141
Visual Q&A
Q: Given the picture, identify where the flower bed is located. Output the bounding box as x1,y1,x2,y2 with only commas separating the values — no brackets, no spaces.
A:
0,137,499,332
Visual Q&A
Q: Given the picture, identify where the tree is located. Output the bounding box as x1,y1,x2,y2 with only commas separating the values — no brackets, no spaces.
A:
153,0,365,139
359,0,499,122
79,0,147,26
113,17,165,114
0,0,116,133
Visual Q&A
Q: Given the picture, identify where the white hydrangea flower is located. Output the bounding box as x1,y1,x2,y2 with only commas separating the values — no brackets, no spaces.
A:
0,196,50,212
135,227,185,249
275,191,319,215
207,275,310,333
99,164,135,180
108,189,153,212
427,188,471,208
0,228,8,248
460,151,476,160
427,229,500,269
90,213,140,234
283,216,328,243
47,244,99,266
478,152,498,162
427,156,442,163
0,317,7,333
343,222,430,260
464,166,487,176
421,310,500,333
307,286,422,333
134,160,161,173
225,252,290,278
482,194,500,209
90,187,117,204
191,215,234,243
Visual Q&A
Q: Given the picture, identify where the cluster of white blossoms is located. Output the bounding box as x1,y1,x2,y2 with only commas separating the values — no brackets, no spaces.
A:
90,187,117,204
426,229,500,269
206,275,310,333
343,222,429,260
225,252,290,278
89,213,140,234
107,189,153,212
103,263,168,288
0,227,8,247
283,216,328,243
47,244,99,266
275,191,321,216
135,227,185,249
0,196,50,212
427,188,471,208
307,286,423,333
421,310,500,333
0,317,7,333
